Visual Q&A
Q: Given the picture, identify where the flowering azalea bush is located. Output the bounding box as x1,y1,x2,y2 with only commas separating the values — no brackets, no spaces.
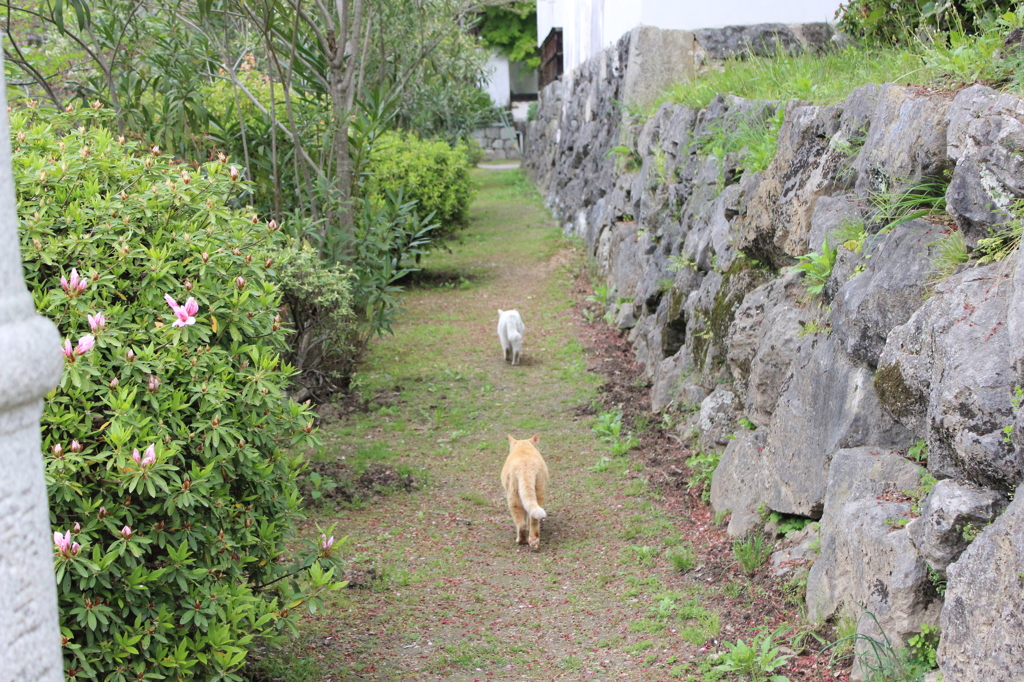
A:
13,103,345,680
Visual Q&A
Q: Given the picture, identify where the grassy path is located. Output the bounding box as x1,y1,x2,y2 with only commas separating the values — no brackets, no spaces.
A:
254,170,756,681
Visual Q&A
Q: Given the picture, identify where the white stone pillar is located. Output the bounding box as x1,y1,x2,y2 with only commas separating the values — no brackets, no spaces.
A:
0,50,66,680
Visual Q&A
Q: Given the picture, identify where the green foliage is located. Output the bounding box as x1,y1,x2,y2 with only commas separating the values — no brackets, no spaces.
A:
828,612,935,682
14,105,343,680
685,450,721,503
593,409,624,442
475,1,540,68
908,439,929,463
608,144,643,173
834,218,870,254
697,107,785,180
652,46,923,112
273,243,356,392
907,624,940,670
667,544,697,573
738,417,758,430
361,131,472,239
976,200,1024,264
792,237,838,295
715,633,792,682
931,229,970,282
871,177,949,232
836,0,1016,45
733,532,773,575
765,511,814,538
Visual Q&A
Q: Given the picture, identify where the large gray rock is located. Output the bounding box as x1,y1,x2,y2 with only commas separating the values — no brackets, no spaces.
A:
877,263,1020,490
697,387,738,448
694,23,832,60
906,479,1007,574
853,84,952,197
710,428,769,535
623,28,697,109
829,220,943,368
938,482,1024,682
944,85,1024,246
761,335,915,517
726,271,807,426
806,448,941,676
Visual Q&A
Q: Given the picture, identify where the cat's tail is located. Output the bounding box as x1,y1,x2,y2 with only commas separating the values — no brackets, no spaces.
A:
518,478,547,520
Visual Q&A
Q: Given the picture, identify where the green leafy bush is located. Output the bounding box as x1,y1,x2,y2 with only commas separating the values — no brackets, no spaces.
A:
835,0,1015,45
361,131,472,239
792,238,838,295
715,633,792,682
14,104,344,680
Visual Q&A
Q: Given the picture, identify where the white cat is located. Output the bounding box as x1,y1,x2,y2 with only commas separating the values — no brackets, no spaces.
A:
497,309,525,365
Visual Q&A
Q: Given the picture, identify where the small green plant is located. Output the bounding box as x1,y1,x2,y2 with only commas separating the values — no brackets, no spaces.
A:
961,522,982,542
714,633,792,682
871,177,949,232
738,417,757,430
792,237,838,295
766,511,814,538
797,319,829,337
611,434,641,456
668,544,697,573
713,508,731,526
825,611,932,682
928,566,947,596
907,623,940,670
907,439,929,463
307,470,339,500
885,517,910,529
668,253,698,272
930,229,970,283
733,532,772,575
685,451,722,503
834,218,870,254
697,107,786,182
630,545,660,567
591,456,612,472
587,284,612,306
593,409,624,442
607,144,643,173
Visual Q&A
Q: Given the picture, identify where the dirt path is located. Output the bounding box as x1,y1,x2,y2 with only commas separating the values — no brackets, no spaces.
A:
250,170,835,682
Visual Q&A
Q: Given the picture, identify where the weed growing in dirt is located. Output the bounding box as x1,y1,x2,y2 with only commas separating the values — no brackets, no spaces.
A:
715,633,793,682
668,544,697,573
733,533,773,575
685,450,722,503
628,544,660,567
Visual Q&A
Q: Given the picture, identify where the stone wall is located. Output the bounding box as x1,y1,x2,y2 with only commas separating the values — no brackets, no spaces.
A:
524,25,1024,682
470,125,521,161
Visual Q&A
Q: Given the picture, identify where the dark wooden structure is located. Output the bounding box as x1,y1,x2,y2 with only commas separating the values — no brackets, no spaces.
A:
540,27,563,88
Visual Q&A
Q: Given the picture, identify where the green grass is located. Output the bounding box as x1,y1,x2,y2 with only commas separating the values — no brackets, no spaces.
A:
646,46,925,114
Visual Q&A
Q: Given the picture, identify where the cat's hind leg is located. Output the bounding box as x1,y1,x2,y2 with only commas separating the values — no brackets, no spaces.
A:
508,500,528,544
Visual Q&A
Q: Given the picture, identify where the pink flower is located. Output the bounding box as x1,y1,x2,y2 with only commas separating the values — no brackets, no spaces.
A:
148,375,160,393
132,448,142,465
60,269,87,296
75,334,95,355
164,293,198,327
62,335,94,362
141,444,156,466
229,166,239,181
70,440,83,453
54,530,71,553
109,377,119,389
88,312,106,332
70,542,81,555
120,526,133,540
235,276,246,290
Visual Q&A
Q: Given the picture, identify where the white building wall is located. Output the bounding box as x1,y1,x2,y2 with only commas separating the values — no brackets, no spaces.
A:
546,0,844,73
484,52,511,108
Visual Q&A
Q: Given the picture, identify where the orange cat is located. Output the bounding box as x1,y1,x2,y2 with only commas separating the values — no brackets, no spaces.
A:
501,434,549,550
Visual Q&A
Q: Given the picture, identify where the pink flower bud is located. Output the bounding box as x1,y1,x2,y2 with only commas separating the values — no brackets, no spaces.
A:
201,252,209,263
184,280,193,292
52,443,63,457
132,448,142,464
151,145,160,155
120,526,133,540
88,312,107,333
98,506,108,519
61,339,75,361
229,166,239,182
75,334,95,355
235,276,246,290
148,375,160,392
218,152,227,163
141,444,156,466
70,542,81,556
70,440,83,453
109,377,119,389
54,530,72,555
73,522,81,533
126,349,136,362
268,219,279,232
61,268,87,296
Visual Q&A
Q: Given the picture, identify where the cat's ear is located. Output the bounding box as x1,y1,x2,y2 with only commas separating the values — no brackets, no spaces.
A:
498,309,504,315
531,434,540,444
507,434,516,444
